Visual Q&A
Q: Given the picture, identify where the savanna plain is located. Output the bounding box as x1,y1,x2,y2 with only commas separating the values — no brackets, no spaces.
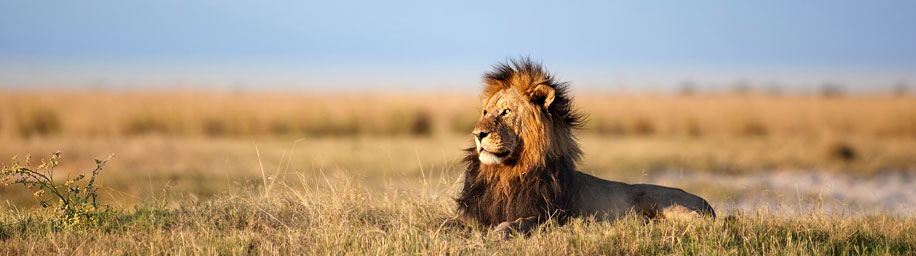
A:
1,91,915,254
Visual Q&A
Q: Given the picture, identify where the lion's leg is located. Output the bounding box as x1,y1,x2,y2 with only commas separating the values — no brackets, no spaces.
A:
489,216,539,240
635,203,659,223
630,184,716,220
659,204,703,219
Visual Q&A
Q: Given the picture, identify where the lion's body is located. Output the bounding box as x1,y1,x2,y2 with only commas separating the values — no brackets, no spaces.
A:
456,58,714,237
569,171,715,221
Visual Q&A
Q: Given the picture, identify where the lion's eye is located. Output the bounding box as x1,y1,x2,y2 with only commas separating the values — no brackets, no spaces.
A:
482,110,487,115
501,109,511,116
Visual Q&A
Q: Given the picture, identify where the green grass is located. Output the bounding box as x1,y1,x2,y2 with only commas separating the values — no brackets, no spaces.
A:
1,183,914,255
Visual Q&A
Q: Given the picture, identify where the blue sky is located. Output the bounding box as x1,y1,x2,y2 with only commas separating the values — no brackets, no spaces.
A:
1,0,914,91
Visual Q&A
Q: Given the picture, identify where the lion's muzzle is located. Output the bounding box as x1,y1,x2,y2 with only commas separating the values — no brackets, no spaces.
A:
473,117,516,165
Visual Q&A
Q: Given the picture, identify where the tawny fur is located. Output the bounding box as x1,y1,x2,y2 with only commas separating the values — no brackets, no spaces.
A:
456,58,714,237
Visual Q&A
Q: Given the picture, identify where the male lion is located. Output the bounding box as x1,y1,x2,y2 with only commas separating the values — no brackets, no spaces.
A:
456,58,715,238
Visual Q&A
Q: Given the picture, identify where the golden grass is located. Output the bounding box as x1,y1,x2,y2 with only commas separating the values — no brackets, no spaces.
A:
0,91,469,138
0,90,914,207
2,91,915,138
0,134,913,209
577,94,916,138
0,91,913,209
1,181,914,255
2,148,914,254
1,90,915,254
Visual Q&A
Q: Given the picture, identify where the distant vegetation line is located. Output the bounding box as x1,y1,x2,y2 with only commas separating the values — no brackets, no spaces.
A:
1,91,914,138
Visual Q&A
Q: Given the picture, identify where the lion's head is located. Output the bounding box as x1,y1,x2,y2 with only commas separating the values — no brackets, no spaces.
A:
473,59,582,167
472,88,525,165
457,58,583,226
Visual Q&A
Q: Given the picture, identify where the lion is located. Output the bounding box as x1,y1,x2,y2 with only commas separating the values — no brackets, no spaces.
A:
455,58,715,239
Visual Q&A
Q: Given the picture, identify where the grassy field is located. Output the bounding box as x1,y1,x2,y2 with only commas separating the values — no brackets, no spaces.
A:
2,91,915,254
1,134,914,210
1,177,914,254
2,91,915,138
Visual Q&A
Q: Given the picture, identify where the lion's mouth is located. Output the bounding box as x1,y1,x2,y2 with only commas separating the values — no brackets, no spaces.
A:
490,151,510,158
478,147,510,158
478,149,512,165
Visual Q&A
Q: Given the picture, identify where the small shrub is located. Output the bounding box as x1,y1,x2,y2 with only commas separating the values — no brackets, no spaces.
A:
819,82,846,98
731,80,752,95
685,118,704,137
449,111,479,135
631,118,656,136
202,117,229,136
1,151,112,229
124,113,172,135
677,81,697,96
268,118,297,136
823,141,857,162
14,107,61,137
738,120,768,137
380,110,432,136
590,119,627,135
409,111,433,136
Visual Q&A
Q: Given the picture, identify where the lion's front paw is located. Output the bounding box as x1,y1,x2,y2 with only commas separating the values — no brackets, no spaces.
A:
489,221,515,240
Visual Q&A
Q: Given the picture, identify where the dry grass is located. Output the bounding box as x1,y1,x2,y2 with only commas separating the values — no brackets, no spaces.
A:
577,94,916,138
0,91,469,138
1,91,913,207
0,134,913,208
1,90,915,254
1,180,914,255
2,91,915,138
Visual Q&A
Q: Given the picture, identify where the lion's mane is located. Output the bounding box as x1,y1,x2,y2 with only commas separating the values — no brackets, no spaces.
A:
456,58,584,226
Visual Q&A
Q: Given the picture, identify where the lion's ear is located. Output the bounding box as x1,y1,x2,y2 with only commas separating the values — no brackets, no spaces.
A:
529,84,556,110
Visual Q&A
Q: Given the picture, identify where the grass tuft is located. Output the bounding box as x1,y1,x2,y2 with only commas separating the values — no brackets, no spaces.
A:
14,106,61,137
1,152,113,229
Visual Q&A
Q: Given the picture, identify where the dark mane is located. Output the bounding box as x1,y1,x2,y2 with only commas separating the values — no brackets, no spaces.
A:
455,58,582,226
481,58,583,129
456,149,577,226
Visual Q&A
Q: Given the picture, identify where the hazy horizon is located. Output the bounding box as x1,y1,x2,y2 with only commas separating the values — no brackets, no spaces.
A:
2,0,915,92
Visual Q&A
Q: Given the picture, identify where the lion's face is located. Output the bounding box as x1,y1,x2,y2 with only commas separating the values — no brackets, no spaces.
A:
473,88,540,165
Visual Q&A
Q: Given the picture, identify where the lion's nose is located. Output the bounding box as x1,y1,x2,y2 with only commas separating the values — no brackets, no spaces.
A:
473,131,489,140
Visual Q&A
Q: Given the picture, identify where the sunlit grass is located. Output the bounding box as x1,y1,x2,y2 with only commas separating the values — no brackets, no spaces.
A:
1,180,913,255
1,91,915,254
0,133,914,208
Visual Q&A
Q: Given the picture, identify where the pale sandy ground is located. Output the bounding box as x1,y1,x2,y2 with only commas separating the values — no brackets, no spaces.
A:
646,170,916,216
